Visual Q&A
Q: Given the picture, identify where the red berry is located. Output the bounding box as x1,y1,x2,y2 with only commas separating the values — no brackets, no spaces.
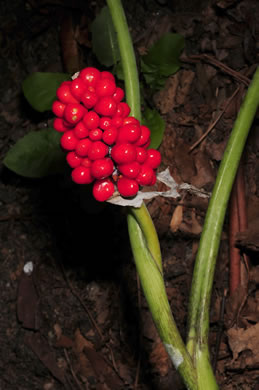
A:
70,77,86,100
66,151,82,168
52,100,66,117
74,121,89,139
94,97,117,117
83,111,100,129
56,82,78,104
117,123,141,144
136,164,154,186
91,158,114,179
149,171,157,186
112,87,124,103
117,177,139,197
136,147,148,164
99,117,112,130
143,139,151,149
60,130,78,150
135,125,151,146
89,128,103,141
111,143,137,164
95,78,116,97
53,118,72,132
123,116,140,126
116,102,131,117
64,103,86,125
102,127,118,145
93,178,115,202
75,138,92,157
145,149,161,169
118,161,140,179
79,67,100,87
81,89,98,109
111,116,123,128
81,157,92,168
100,71,115,82
88,141,109,160
72,166,93,184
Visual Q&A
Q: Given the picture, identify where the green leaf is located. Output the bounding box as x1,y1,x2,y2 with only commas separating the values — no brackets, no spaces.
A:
91,6,120,67
141,33,184,90
22,72,69,112
142,108,165,149
3,129,66,178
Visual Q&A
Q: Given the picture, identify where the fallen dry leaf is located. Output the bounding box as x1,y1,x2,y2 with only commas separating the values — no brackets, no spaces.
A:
25,332,66,384
227,323,259,365
170,205,183,233
17,273,40,330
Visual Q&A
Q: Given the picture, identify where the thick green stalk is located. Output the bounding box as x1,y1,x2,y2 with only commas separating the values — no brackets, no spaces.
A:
107,0,198,388
187,67,259,387
106,0,141,121
128,213,198,389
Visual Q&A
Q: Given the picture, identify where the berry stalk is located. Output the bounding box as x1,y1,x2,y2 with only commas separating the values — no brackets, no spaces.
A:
106,0,198,389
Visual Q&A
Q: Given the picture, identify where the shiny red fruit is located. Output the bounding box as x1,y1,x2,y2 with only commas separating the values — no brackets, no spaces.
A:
66,151,82,168
117,123,141,144
99,117,112,130
122,116,140,126
91,158,114,179
136,164,154,186
81,89,98,109
74,121,89,139
56,82,78,104
136,147,148,164
118,161,140,179
102,127,118,145
100,71,115,82
60,130,78,150
72,166,94,184
52,100,66,118
116,102,131,117
79,67,100,87
81,157,92,168
83,111,100,129
64,103,86,125
149,171,157,186
70,77,86,100
53,118,72,132
112,87,124,103
88,141,109,160
94,97,117,117
89,128,103,141
95,78,116,97
117,177,139,197
135,125,151,146
75,138,92,157
111,116,123,128
146,149,161,169
93,178,115,202
111,143,137,164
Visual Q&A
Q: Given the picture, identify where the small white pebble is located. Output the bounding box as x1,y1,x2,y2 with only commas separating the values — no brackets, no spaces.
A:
23,261,33,275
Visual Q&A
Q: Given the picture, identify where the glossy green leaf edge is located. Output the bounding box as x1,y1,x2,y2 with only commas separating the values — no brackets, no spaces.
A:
3,128,65,178
22,72,69,112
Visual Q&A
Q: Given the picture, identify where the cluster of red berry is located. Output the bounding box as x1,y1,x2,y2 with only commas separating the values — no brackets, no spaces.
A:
52,67,161,202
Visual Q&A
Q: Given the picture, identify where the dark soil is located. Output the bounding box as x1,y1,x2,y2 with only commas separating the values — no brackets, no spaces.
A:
0,0,259,389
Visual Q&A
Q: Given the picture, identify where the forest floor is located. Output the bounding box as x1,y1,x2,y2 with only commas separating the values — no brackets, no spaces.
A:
0,0,259,389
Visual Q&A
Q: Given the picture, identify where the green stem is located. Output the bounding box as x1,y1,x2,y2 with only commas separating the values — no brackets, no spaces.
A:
107,0,198,388
187,67,259,386
128,212,198,390
107,0,141,121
